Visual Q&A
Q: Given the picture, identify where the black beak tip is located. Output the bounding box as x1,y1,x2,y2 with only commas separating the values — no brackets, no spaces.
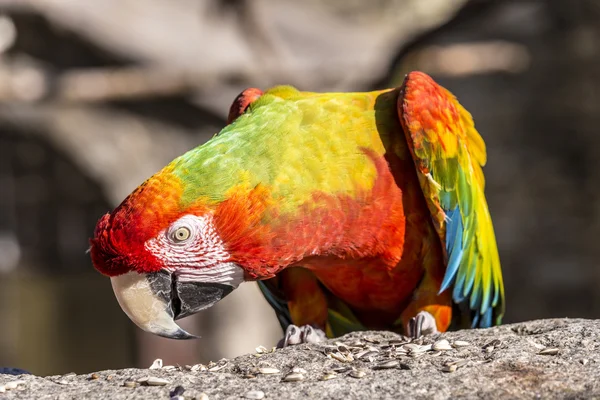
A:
158,328,199,340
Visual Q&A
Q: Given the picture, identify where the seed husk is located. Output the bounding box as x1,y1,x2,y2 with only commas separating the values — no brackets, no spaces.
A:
349,368,367,378
244,390,265,399
4,380,25,390
329,352,350,362
142,376,170,386
198,393,209,400
433,339,453,351
539,348,559,355
258,367,280,375
373,360,399,370
291,367,307,374
356,350,379,360
89,373,100,380
255,345,268,354
442,364,457,373
320,371,337,381
149,359,163,369
208,363,228,372
283,372,305,382
123,381,137,388
453,340,470,347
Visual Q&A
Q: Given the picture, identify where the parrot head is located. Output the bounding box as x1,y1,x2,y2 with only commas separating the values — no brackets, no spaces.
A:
90,88,267,339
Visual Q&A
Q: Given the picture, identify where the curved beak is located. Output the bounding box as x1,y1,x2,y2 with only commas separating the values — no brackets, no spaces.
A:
110,264,244,339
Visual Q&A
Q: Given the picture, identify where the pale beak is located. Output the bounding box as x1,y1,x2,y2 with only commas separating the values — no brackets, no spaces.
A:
110,264,244,339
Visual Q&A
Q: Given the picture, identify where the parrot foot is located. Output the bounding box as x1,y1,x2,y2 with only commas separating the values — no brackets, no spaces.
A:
277,324,326,348
407,311,438,339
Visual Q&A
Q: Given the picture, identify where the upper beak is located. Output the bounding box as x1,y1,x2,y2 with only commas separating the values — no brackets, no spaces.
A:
110,264,244,339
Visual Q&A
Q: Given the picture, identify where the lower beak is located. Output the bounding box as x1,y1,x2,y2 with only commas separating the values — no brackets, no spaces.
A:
110,265,243,339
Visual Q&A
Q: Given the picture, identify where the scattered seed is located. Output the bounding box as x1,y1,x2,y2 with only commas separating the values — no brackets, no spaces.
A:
55,380,70,385
453,341,470,347
89,373,100,380
63,372,76,378
138,376,170,386
388,339,409,346
208,363,228,372
242,374,257,379
5,380,25,390
485,346,494,353
163,365,177,371
244,390,265,399
433,339,453,351
329,352,350,363
171,396,185,400
539,348,559,356
191,364,206,372
581,359,589,366
283,372,305,382
0,386,4,393
430,351,442,357
198,393,209,400
445,360,468,368
123,381,137,388
258,367,280,375
255,345,268,354
106,375,113,381
320,371,337,381
364,337,380,344
442,364,457,373
402,344,422,353
373,360,399,370
349,368,367,378
291,367,307,374
356,350,379,360
333,366,351,373
149,359,163,369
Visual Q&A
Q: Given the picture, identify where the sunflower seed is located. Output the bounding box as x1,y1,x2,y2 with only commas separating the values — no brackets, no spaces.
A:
244,390,265,399
198,393,209,400
581,359,589,366
0,386,4,393
149,359,163,369
208,363,228,372
283,372,305,382
453,340,470,347
402,344,422,352
163,365,177,371
351,339,367,346
349,368,367,378
433,339,453,351
89,373,100,380
388,339,409,346
291,367,307,374
141,376,170,386
123,381,137,388
445,360,468,368
258,367,280,375
320,371,337,381
539,348,559,355
329,352,350,362
356,350,379,360
364,337,380,344
485,346,494,353
242,374,256,379
191,364,206,372
4,380,25,390
442,364,457,373
374,360,399,370
255,345,268,354
333,366,351,373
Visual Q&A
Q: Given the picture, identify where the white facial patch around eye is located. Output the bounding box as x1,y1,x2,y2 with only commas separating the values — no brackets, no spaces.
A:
145,214,230,269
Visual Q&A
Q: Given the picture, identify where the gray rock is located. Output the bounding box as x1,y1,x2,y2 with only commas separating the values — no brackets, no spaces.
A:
1,318,599,399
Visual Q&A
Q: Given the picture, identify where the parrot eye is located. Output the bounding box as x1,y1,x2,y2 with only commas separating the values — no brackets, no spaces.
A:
171,227,191,243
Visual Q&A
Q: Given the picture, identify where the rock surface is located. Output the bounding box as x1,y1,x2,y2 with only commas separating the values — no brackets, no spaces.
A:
1,318,599,399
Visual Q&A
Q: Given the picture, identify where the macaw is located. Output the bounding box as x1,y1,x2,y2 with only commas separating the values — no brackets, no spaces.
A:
90,71,504,344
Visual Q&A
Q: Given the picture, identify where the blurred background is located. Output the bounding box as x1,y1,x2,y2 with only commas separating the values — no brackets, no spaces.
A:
0,0,598,376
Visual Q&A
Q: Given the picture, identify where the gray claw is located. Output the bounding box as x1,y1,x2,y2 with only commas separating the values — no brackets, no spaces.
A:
278,325,326,348
407,311,438,339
